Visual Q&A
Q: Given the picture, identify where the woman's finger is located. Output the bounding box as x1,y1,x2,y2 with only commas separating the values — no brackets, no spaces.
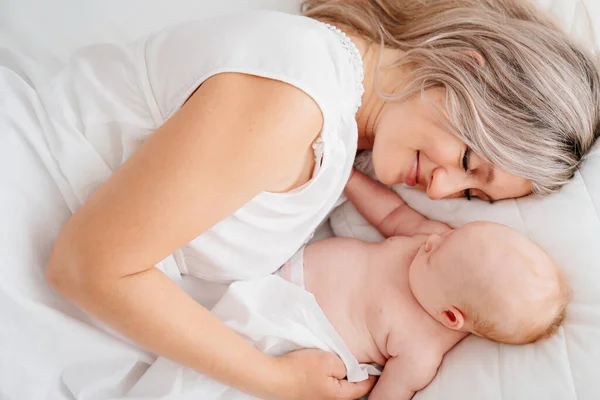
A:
324,352,348,380
336,375,377,399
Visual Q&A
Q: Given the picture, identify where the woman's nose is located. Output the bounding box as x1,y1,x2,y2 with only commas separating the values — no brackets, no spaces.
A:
426,167,469,200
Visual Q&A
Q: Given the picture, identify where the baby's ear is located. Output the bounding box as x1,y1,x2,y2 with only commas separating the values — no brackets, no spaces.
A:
440,307,465,331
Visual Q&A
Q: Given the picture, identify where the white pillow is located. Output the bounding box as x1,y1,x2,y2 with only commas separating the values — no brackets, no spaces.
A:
330,1,600,398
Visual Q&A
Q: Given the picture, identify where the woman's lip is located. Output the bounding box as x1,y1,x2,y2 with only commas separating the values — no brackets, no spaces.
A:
416,151,420,185
405,151,419,186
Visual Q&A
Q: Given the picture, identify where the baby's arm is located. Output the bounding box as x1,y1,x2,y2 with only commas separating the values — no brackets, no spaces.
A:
368,357,416,400
368,355,440,400
369,332,442,400
344,169,450,238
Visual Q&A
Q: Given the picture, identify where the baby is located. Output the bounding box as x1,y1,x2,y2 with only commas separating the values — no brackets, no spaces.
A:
275,169,570,400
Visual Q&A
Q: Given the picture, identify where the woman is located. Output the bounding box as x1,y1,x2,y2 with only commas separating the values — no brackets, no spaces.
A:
41,0,599,399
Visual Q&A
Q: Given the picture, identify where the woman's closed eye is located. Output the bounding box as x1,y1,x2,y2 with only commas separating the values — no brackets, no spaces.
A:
460,148,496,203
462,147,472,201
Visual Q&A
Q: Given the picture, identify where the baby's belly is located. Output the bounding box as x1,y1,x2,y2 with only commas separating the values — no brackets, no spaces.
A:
300,238,388,365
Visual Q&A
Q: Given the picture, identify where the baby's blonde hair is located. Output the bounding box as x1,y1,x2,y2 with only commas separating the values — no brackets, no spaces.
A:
464,262,571,345
303,0,600,194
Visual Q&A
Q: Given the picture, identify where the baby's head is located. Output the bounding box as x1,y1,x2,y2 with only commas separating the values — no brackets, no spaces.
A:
408,222,570,344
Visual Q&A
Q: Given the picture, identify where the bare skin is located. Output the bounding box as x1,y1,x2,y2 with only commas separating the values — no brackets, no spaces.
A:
293,169,560,399
302,233,467,400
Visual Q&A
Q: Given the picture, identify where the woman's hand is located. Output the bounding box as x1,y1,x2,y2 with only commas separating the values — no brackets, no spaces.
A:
273,349,377,400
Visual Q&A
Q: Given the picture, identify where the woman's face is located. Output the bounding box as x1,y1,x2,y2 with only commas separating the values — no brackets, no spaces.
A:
371,88,532,202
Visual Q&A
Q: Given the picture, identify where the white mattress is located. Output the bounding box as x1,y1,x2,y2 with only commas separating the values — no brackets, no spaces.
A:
0,0,598,399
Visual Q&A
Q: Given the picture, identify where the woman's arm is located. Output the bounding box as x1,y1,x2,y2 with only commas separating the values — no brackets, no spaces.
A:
46,73,374,400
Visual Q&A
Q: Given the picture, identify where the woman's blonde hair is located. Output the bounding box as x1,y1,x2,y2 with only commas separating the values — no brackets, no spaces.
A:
302,0,600,194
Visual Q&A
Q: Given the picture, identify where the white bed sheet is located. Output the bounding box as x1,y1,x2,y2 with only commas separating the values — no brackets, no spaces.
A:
0,0,598,399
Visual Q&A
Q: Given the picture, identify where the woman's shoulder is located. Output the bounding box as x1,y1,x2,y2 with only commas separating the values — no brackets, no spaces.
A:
141,10,363,124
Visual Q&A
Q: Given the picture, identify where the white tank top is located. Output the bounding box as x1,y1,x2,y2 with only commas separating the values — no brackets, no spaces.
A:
35,10,364,282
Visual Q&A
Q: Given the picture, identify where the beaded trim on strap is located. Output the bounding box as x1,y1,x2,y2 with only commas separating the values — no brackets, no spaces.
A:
321,22,365,115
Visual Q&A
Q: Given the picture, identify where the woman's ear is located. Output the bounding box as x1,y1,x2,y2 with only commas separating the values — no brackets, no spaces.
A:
440,306,465,331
